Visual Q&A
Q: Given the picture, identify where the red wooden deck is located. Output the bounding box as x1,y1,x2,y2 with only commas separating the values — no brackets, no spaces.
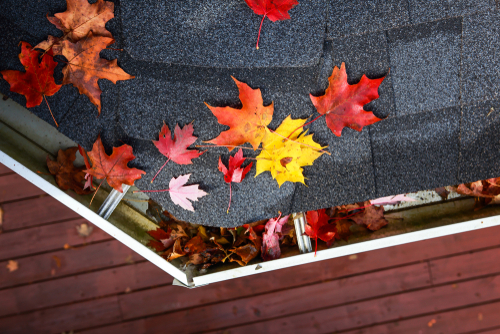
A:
1,162,500,334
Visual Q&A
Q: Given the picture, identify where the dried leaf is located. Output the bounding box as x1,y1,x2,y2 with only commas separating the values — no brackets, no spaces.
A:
6,260,18,272
349,202,388,231
76,223,93,237
47,147,92,195
310,62,385,136
435,187,450,200
256,115,325,187
85,135,145,193
60,32,134,113
206,77,273,150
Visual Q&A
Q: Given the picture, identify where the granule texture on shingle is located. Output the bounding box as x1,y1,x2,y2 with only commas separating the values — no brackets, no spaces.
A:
461,11,500,105
408,0,495,24
370,107,460,197
330,31,394,119
458,100,500,183
120,0,326,68
291,127,376,214
387,18,462,116
327,0,410,38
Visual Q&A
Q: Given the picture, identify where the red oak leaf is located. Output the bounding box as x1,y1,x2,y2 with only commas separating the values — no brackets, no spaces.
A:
245,0,299,49
218,148,253,213
85,135,145,203
151,122,204,183
1,42,61,126
305,209,337,255
310,62,386,136
261,213,289,261
205,77,273,151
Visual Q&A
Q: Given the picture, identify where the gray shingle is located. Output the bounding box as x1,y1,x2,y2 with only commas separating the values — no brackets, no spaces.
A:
387,18,462,116
371,106,460,197
330,31,394,119
291,127,376,213
120,0,326,68
461,11,500,105
409,0,495,24
327,0,410,38
458,100,500,183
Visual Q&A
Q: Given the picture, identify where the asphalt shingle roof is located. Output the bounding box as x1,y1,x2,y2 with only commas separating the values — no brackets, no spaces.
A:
1,0,500,227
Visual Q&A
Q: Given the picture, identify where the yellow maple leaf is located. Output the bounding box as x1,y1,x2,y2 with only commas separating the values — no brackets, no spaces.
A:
255,115,326,187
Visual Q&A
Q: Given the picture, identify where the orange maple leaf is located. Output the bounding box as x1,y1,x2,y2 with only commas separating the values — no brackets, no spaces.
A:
85,135,145,195
205,77,273,151
35,0,114,54
310,62,386,136
59,32,134,114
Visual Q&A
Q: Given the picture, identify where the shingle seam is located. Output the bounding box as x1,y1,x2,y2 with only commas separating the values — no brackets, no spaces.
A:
406,0,413,25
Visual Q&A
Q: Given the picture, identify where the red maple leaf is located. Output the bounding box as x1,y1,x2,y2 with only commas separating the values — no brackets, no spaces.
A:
305,209,337,255
1,42,62,126
244,0,299,49
218,148,253,213
309,62,386,137
85,135,145,203
151,122,204,183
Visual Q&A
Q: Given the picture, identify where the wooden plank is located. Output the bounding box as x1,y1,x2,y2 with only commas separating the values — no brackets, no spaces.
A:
0,174,45,203
0,163,13,174
0,296,121,334
341,301,500,334
430,247,500,284
0,218,110,261
2,195,81,230
0,261,170,317
119,262,430,322
188,275,500,334
0,240,144,289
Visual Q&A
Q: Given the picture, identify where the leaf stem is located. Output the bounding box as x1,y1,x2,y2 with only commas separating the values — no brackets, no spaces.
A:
196,145,260,151
151,158,171,183
287,114,324,139
267,128,331,156
227,183,232,214
256,14,266,50
44,95,58,127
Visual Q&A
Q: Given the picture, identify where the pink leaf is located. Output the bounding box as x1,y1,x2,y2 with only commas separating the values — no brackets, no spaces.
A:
261,213,289,261
370,194,415,206
168,174,207,212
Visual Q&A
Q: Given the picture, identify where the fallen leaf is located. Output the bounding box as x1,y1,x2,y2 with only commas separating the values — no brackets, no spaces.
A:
184,236,207,254
349,202,388,231
63,243,71,249
305,209,337,255
256,115,325,187
310,62,386,136
218,148,253,213
6,260,18,272
35,0,114,54
47,147,92,195
125,255,134,264
349,254,357,260
245,0,299,49
370,194,415,206
435,187,450,200
151,122,204,182
85,135,145,195
428,319,436,327
206,77,273,151
78,144,94,190
261,213,289,261
52,255,62,268
76,223,93,237
333,219,352,242
1,42,61,125
165,239,187,261
60,32,134,113
159,174,208,212
124,287,132,293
